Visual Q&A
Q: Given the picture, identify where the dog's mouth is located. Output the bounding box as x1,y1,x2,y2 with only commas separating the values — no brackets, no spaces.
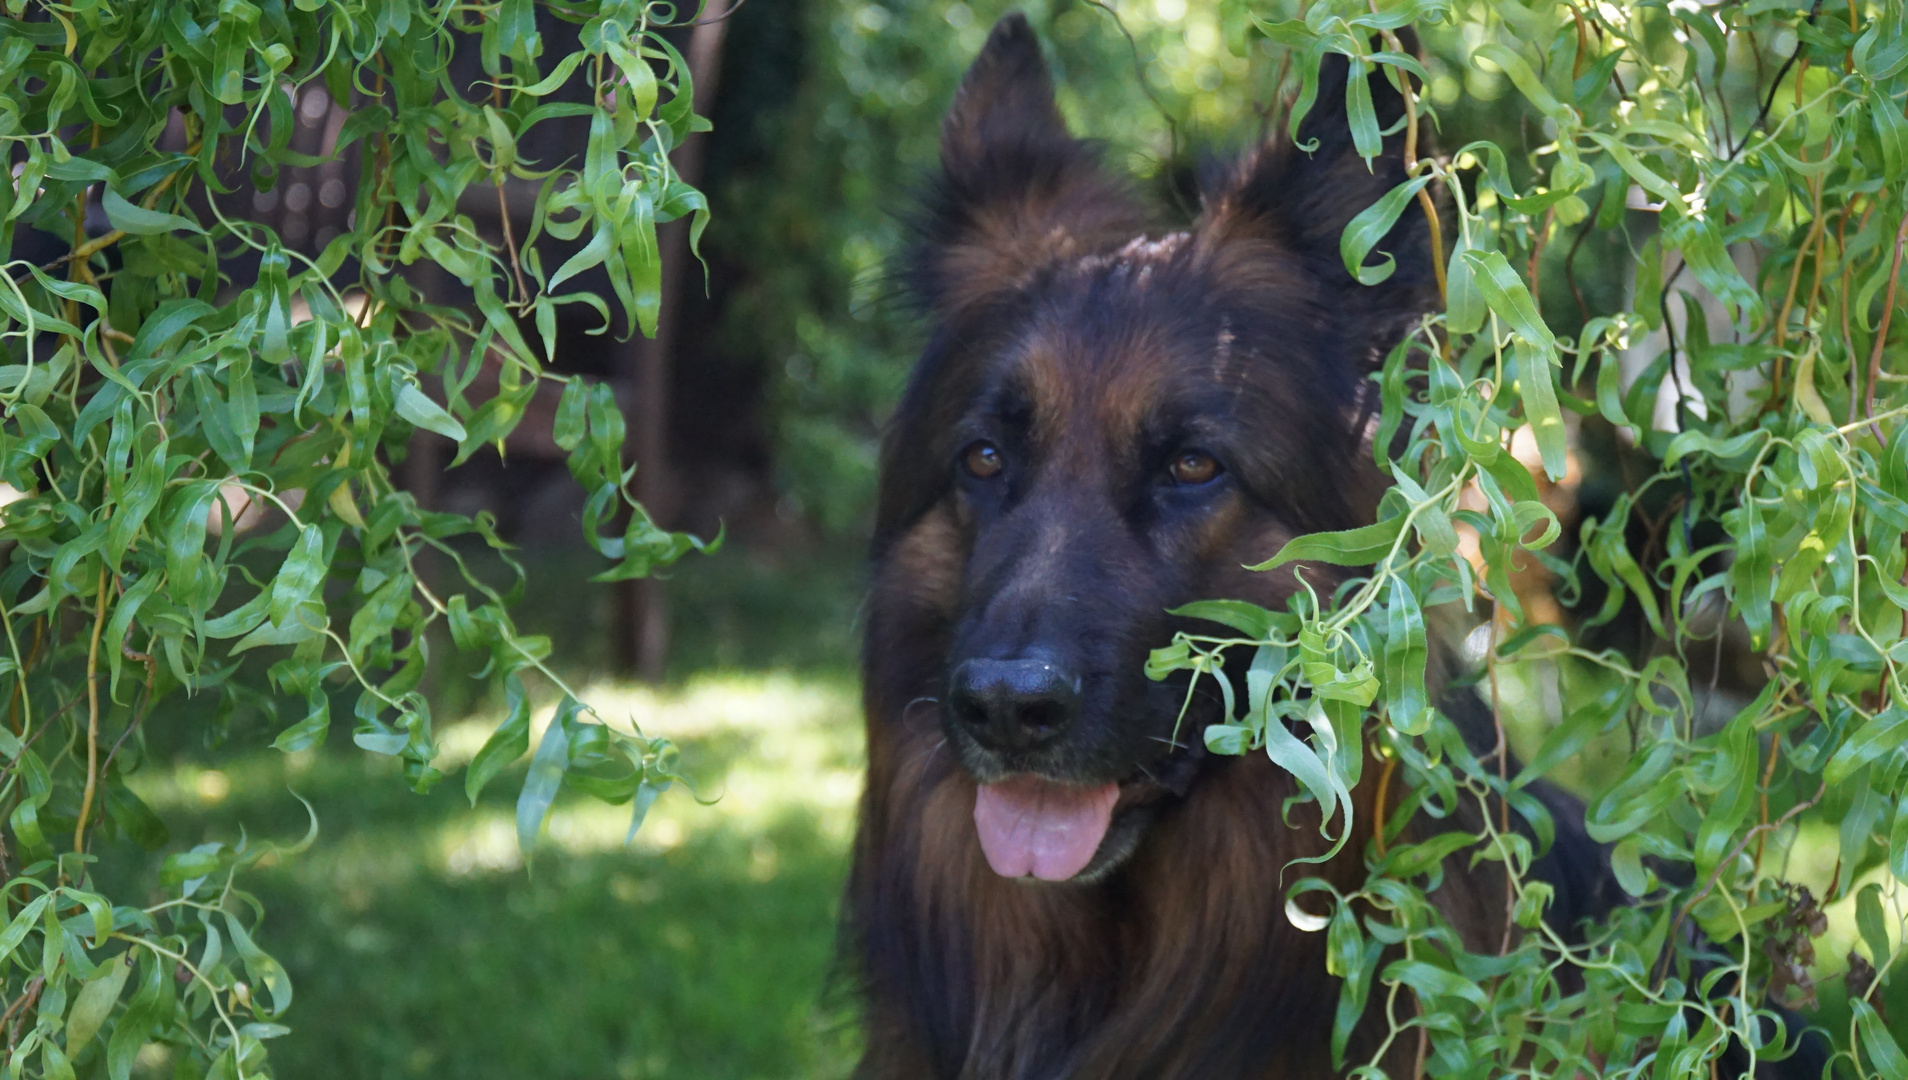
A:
971,737,1204,884
972,777,1120,880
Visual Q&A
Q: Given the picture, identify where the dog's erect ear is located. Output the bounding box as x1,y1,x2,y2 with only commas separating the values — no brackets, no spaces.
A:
939,13,1066,168
908,14,1146,313
1198,49,1437,312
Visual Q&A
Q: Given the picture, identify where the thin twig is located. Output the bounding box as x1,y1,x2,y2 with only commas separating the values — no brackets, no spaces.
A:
72,568,109,855
1489,609,1513,956
1845,0,1859,71
1801,197,1836,344
1412,1000,1430,1079
6,621,43,736
1371,752,1400,857
1085,0,1183,211
41,159,196,272
1863,203,1908,438
1571,6,1590,80
2,976,43,1052
1527,206,1555,319
1753,724,1783,868
1775,167,1826,351
660,0,748,26
1839,200,1868,419
1371,12,1448,351
1564,215,1592,324
99,645,158,780
490,81,531,307
1726,0,1823,161
1655,782,1825,987
495,183,529,306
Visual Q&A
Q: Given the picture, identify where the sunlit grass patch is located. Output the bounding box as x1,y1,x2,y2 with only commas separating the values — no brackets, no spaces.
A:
437,671,866,857
114,671,866,1080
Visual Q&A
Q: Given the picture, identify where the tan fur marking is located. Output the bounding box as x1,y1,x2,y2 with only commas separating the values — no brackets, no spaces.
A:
1020,327,1173,479
1096,342,1173,448
880,504,966,620
934,197,1148,315
936,206,1083,313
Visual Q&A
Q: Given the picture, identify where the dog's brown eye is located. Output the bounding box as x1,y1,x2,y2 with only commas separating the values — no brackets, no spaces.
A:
962,441,1004,479
1169,451,1221,486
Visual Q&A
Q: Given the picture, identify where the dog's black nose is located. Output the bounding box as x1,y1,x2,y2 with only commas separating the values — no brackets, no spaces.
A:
948,658,1080,751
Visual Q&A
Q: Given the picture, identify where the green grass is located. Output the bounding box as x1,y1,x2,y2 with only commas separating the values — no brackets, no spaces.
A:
112,673,865,1080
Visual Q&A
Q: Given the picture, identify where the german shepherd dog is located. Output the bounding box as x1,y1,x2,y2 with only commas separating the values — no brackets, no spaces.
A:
847,15,1799,1079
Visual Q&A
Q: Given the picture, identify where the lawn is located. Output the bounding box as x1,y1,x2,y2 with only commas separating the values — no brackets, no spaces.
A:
117,672,865,1080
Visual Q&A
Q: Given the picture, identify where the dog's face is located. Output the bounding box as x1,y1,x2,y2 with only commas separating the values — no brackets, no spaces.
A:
873,15,1434,883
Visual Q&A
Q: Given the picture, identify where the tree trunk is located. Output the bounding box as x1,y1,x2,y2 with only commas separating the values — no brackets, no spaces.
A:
616,13,729,680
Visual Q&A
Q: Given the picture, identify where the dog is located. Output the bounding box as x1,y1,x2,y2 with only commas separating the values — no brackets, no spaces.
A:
844,15,1802,1078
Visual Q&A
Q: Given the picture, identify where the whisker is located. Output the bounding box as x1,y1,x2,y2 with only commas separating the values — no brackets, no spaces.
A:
1146,735,1189,750
914,737,948,788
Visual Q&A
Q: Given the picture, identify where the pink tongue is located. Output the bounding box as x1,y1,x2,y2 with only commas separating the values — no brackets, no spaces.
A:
973,777,1120,881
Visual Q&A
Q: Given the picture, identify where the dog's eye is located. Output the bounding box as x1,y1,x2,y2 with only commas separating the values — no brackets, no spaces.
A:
962,441,1005,479
1168,451,1222,486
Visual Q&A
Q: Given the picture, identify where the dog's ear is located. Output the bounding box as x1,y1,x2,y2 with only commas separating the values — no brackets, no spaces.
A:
1198,49,1437,313
908,14,1145,313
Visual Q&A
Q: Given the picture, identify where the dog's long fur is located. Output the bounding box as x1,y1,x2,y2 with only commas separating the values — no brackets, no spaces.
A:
844,17,1621,1078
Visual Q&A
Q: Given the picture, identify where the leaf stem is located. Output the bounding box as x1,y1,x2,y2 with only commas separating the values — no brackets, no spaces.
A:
114,932,248,1075
1323,470,1467,634
0,599,34,739
1775,172,1826,353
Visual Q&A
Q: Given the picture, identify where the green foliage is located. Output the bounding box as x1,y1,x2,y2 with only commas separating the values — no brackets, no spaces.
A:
1147,0,1908,1074
0,0,710,1072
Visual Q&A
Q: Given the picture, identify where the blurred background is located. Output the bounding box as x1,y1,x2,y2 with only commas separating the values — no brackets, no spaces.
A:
93,1,1901,1076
